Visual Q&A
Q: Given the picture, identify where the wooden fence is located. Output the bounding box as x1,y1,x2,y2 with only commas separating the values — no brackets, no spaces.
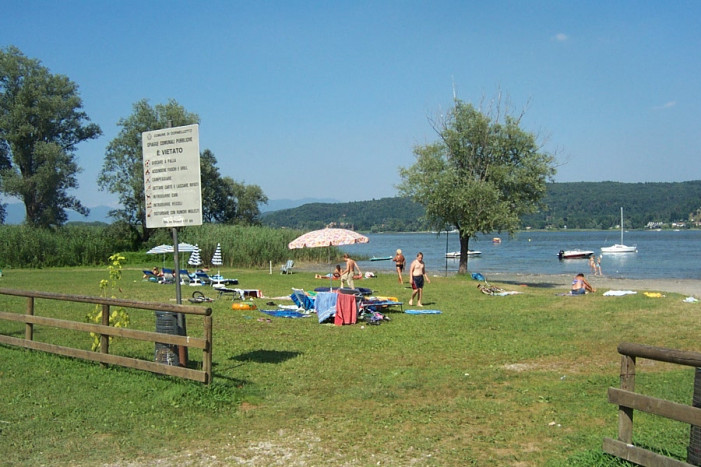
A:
604,342,701,466
0,287,212,384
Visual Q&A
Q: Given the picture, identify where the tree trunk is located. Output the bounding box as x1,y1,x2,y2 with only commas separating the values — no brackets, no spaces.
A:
459,235,470,274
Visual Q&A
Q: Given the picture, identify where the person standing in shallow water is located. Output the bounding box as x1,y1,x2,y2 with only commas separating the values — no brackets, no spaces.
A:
409,252,430,306
392,249,405,284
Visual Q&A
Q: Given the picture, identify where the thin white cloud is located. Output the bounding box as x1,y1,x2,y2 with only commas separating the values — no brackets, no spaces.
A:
553,33,568,42
653,101,676,110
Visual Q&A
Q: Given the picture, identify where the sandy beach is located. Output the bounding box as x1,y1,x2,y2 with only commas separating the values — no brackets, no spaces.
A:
298,262,700,297
485,272,701,297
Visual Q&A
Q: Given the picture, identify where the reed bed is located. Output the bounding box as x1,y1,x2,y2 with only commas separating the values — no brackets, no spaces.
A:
0,224,339,269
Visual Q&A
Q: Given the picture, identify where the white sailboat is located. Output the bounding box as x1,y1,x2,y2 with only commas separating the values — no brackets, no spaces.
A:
601,207,637,253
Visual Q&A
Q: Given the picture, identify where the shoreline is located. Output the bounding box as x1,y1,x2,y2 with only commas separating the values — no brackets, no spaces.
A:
295,262,700,297
484,272,701,297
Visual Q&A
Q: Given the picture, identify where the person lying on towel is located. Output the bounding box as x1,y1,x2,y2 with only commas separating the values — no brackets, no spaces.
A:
315,265,342,280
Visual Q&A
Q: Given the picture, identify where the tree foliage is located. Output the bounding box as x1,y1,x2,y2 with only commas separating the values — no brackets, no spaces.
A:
200,149,268,225
0,46,101,227
98,99,199,242
399,98,555,273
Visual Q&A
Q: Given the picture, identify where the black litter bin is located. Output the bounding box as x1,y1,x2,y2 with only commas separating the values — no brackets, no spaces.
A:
154,311,184,366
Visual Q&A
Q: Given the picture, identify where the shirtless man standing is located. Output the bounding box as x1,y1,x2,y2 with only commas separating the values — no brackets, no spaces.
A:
341,253,361,289
409,252,430,306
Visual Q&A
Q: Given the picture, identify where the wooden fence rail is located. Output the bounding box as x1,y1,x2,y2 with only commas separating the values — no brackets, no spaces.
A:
0,287,213,384
603,342,701,467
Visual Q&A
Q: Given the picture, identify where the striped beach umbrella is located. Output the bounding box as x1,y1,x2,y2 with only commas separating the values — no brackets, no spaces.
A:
211,243,223,273
188,244,202,267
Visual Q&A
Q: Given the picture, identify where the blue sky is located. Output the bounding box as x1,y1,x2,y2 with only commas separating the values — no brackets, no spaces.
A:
2,0,700,208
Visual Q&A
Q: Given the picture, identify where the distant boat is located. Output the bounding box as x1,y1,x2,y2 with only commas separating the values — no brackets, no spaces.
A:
445,250,482,258
492,237,502,243
558,249,594,260
601,207,637,253
370,256,392,261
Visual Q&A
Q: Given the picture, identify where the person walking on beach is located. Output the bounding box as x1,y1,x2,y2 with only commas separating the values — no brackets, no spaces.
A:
392,249,405,284
341,253,361,289
596,255,602,276
409,252,430,306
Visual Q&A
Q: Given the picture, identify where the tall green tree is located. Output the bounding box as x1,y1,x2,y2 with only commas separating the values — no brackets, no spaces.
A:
98,99,198,242
200,150,268,225
399,98,555,273
200,148,235,223
227,178,268,225
0,46,101,227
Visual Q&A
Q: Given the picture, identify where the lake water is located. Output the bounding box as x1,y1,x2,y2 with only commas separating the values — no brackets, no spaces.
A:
340,230,701,280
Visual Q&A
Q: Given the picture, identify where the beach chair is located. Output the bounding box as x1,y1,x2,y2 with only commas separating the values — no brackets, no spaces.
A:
142,270,160,282
280,260,295,274
214,286,262,300
196,271,238,286
290,288,314,310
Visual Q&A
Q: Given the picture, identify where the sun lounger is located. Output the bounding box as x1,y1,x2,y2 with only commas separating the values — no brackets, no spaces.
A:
314,286,373,296
214,286,263,300
196,271,238,286
361,299,403,313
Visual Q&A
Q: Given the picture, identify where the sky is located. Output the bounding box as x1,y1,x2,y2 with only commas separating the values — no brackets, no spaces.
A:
2,0,700,209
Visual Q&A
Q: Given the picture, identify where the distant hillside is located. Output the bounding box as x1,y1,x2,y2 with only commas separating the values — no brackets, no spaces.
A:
2,203,113,225
261,197,340,212
261,181,701,231
521,181,701,229
262,197,428,232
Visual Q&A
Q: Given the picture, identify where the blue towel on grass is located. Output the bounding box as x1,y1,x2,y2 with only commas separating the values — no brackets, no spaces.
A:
405,309,442,315
260,309,310,319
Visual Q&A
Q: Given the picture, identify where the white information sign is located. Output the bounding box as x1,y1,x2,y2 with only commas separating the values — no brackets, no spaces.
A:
142,124,202,228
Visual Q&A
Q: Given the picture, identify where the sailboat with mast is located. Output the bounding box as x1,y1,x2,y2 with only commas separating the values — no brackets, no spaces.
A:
601,207,637,253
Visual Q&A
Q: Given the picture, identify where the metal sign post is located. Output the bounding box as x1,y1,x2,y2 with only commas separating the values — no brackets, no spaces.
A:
142,124,203,367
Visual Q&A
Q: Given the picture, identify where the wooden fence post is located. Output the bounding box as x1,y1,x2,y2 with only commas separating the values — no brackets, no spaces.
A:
618,354,636,444
100,304,110,357
203,315,213,384
25,297,34,341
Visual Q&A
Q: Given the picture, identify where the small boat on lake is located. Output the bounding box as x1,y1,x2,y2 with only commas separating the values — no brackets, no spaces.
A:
370,256,392,261
445,250,482,258
558,249,594,260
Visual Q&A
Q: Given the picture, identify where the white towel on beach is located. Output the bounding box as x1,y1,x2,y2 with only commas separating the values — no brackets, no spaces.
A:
603,290,637,296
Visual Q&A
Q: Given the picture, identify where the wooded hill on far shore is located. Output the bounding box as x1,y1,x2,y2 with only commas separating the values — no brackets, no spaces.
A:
261,181,701,232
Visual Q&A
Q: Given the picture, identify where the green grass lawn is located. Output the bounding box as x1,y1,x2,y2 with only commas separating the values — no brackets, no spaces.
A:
0,265,698,465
